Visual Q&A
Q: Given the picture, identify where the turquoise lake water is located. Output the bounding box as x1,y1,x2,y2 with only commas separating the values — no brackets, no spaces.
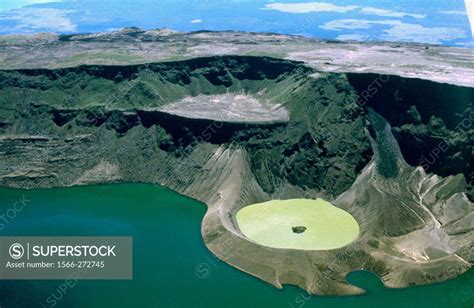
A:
0,184,472,307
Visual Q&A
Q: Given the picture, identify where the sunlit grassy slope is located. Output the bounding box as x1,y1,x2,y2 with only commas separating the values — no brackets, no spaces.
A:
236,199,359,250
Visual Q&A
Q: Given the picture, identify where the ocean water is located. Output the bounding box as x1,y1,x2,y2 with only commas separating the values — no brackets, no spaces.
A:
0,184,472,308
0,0,472,46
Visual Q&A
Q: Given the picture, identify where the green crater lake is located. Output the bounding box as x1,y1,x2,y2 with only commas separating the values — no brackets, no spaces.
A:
236,199,359,250
0,184,472,307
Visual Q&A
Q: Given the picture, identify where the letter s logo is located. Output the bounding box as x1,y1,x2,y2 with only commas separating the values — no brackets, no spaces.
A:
9,243,24,260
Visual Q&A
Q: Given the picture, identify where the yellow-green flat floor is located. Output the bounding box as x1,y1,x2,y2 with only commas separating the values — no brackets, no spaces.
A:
236,199,359,250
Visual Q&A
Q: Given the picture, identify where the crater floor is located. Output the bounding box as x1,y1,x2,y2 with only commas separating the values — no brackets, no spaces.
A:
158,93,288,124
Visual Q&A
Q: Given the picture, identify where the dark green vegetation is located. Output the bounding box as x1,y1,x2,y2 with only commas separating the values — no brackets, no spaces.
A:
1,56,472,198
0,56,372,197
348,73,474,199
0,184,472,308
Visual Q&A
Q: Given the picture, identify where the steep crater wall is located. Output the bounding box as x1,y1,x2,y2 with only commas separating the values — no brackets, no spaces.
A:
0,56,372,197
347,73,474,199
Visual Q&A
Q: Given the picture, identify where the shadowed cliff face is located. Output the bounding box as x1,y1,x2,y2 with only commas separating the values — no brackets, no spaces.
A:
0,55,472,295
347,73,474,199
